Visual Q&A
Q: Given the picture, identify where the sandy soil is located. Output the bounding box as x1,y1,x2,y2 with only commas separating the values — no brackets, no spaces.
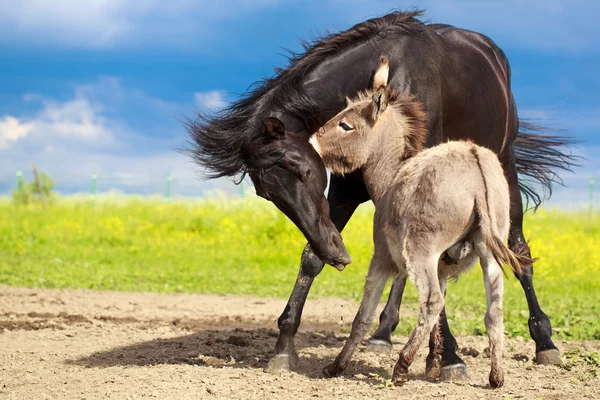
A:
0,286,598,400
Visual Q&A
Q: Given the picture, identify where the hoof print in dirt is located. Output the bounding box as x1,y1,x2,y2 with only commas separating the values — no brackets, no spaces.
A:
513,353,530,362
226,335,249,347
482,347,491,358
459,347,480,358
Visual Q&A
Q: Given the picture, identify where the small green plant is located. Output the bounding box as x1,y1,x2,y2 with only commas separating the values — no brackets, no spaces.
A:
560,348,600,381
12,171,55,205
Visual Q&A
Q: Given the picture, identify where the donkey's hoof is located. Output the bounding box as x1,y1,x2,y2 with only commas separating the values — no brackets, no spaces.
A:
264,353,299,374
365,339,392,354
439,363,468,381
489,369,504,388
535,349,562,366
323,363,343,378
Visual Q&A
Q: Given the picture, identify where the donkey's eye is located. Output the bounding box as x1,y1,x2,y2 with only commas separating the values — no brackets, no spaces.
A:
339,121,354,132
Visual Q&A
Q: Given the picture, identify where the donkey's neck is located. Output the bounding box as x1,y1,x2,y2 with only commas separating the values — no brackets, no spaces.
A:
361,109,413,203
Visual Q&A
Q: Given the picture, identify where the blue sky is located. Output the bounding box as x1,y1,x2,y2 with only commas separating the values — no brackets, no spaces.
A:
0,0,598,208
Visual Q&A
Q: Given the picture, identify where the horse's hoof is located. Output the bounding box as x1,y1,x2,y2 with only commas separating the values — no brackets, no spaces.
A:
323,363,343,378
264,353,299,374
364,339,392,354
439,363,468,381
535,349,562,366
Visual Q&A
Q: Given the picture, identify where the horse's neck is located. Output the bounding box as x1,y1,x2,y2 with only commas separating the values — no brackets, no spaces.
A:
361,111,411,203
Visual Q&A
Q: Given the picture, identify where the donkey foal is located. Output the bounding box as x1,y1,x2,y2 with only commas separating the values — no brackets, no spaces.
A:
308,57,530,388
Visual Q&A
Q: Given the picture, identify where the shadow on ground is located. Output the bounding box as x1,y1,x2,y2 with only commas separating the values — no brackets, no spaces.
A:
68,327,395,382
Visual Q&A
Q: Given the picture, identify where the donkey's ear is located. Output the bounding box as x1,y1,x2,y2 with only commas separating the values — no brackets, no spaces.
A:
373,56,389,89
371,86,388,121
262,117,286,139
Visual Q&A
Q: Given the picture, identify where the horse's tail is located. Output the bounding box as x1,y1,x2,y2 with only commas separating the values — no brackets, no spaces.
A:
513,119,581,211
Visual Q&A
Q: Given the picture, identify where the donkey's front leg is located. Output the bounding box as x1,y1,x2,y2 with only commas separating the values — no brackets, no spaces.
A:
366,274,407,352
323,255,391,377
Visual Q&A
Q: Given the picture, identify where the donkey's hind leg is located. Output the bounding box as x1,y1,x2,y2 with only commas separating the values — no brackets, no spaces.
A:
323,253,392,378
426,278,447,380
480,248,505,388
393,255,445,386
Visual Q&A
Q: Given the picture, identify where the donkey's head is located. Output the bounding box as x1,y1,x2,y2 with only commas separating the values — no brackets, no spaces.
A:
309,56,426,175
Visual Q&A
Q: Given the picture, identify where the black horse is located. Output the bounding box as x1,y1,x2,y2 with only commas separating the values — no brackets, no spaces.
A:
186,10,577,378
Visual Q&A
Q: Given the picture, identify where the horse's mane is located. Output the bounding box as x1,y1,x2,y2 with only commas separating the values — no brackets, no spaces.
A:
184,9,426,182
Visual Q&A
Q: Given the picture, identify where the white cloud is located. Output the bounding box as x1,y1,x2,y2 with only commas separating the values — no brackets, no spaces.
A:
0,78,242,196
0,90,115,151
0,116,35,149
0,0,282,50
194,91,228,112
31,95,112,142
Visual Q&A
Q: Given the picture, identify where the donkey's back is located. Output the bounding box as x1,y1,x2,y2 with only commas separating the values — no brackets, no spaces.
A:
379,140,511,276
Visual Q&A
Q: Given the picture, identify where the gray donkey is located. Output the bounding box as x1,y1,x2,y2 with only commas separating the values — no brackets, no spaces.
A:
307,56,530,388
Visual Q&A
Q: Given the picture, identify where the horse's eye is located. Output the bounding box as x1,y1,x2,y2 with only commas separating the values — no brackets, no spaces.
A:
339,121,353,132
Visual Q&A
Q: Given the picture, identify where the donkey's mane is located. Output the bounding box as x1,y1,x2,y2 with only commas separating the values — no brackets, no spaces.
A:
185,9,426,181
348,89,428,158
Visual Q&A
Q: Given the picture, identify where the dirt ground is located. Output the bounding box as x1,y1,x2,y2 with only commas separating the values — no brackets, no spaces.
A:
0,287,598,400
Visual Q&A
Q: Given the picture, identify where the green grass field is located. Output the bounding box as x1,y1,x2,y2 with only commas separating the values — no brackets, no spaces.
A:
1,194,598,340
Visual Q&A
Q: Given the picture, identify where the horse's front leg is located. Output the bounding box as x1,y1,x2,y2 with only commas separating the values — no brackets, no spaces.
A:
265,174,369,373
505,152,561,365
263,244,327,373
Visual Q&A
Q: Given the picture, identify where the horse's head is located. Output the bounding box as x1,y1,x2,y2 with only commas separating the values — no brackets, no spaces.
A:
247,117,352,270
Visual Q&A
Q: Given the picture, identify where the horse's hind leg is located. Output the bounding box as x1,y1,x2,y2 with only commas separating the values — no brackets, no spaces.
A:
393,255,445,386
480,248,505,388
323,253,391,378
505,151,561,365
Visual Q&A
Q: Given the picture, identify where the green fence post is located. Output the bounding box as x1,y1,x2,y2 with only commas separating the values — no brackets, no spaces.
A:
16,170,23,191
166,174,172,203
590,177,595,216
91,173,97,202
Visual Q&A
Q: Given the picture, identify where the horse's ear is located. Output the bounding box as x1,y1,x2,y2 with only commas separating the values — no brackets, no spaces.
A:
262,117,286,139
371,86,388,121
373,56,389,89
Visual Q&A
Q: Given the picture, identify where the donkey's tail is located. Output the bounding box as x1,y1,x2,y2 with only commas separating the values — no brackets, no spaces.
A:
472,145,532,276
474,197,532,276
513,119,581,211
